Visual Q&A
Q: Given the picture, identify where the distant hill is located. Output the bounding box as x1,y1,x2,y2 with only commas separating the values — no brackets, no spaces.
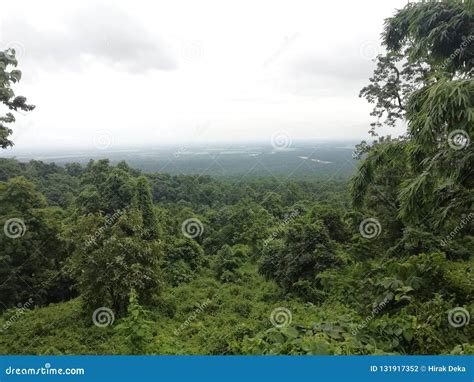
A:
1,141,359,179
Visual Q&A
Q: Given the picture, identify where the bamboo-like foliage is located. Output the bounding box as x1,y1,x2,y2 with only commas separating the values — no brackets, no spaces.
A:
353,0,473,230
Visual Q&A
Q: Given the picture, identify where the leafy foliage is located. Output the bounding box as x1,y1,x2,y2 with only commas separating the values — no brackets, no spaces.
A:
0,49,35,149
0,1,472,356
115,289,154,354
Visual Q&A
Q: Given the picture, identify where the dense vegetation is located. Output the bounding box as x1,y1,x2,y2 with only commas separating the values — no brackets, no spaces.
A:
0,0,472,355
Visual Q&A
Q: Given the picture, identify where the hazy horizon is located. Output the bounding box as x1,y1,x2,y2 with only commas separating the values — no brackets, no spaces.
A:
2,0,407,151
1,139,359,178
2,137,362,153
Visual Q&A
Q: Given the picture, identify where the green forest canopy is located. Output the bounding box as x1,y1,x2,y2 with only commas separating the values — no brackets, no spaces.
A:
0,0,472,355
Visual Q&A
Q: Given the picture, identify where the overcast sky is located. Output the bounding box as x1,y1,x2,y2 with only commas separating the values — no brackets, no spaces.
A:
1,0,408,150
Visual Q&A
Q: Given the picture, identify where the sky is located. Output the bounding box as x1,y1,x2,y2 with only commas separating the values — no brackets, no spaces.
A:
1,0,408,151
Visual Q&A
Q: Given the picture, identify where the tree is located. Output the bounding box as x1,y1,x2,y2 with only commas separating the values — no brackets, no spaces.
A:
0,49,35,149
203,200,272,255
81,159,111,191
65,163,83,177
164,238,205,285
309,204,350,243
359,0,472,139
0,158,24,181
0,177,71,309
68,209,162,317
135,176,160,239
75,185,104,214
383,1,473,75
261,192,284,218
259,213,341,297
103,168,135,213
115,289,154,354
353,0,474,233
359,51,427,137
214,244,244,283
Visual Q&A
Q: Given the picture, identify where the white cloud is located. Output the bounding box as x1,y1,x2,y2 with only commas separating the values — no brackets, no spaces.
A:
1,5,177,72
0,0,408,150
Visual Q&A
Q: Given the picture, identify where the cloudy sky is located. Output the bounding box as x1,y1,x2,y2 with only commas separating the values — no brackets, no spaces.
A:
1,0,407,150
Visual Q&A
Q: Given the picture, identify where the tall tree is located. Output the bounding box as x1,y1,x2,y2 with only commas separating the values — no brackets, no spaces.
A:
135,176,160,239
0,49,35,149
352,0,473,233
0,177,71,309
68,209,163,317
